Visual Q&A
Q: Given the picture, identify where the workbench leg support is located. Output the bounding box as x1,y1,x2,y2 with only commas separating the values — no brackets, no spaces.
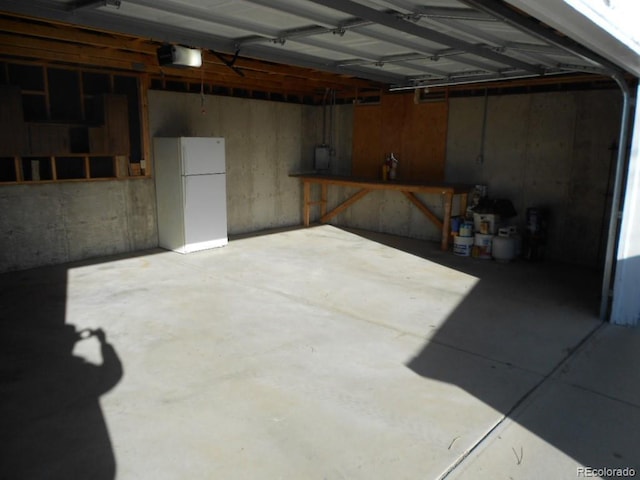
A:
441,192,453,251
321,183,328,218
303,181,311,227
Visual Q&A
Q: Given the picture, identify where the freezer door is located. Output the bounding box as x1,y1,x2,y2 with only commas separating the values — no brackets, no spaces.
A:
181,137,225,175
183,174,228,252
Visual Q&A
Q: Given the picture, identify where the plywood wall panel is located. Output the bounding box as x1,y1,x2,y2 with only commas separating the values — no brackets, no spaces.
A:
352,104,383,178
403,100,448,182
380,94,406,161
352,93,447,181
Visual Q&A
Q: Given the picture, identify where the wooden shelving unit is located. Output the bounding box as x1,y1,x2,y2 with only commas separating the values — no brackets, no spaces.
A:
0,62,144,184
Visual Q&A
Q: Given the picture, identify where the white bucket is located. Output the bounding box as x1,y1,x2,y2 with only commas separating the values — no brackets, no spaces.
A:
453,235,474,256
474,233,493,259
492,236,517,262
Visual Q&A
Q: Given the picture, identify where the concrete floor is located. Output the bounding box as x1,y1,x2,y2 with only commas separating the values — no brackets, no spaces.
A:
1,225,639,479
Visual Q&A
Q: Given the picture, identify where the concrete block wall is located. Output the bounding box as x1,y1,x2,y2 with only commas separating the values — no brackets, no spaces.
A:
0,180,157,272
446,89,622,267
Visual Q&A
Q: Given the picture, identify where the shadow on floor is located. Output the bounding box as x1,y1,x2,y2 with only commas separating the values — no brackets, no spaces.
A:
0,253,143,479
343,227,640,476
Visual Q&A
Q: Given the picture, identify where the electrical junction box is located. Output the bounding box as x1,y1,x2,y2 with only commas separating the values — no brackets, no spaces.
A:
314,145,330,171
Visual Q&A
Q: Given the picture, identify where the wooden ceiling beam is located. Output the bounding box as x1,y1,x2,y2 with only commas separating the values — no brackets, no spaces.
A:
0,32,154,66
0,15,156,54
0,45,361,100
0,43,138,72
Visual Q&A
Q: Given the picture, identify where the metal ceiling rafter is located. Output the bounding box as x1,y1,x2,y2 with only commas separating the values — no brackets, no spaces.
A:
68,0,122,11
304,0,544,74
124,0,282,39
411,6,495,22
392,60,450,78
235,17,371,48
240,0,506,75
348,26,503,73
124,0,398,81
505,42,564,55
424,17,561,69
0,0,80,19
336,52,451,77
238,0,508,72
102,0,409,83
339,50,446,67
379,0,563,69
374,0,496,22
388,3,497,22
241,27,492,80
243,0,542,79
392,69,569,90
241,0,352,31
237,41,406,84
238,25,332,47
0,0,238,53
458,0,621,75
236,27,424,79
273,34,382,64
236,23,372,60
390,67,581,89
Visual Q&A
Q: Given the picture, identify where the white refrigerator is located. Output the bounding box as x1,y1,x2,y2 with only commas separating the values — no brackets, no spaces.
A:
154,137,228,253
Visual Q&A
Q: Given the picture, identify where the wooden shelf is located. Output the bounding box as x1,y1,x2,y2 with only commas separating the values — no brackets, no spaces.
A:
0,60,142,183
0,154,145,183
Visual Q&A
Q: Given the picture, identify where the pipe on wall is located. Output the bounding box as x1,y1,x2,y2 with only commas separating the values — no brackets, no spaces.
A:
599,73,633,321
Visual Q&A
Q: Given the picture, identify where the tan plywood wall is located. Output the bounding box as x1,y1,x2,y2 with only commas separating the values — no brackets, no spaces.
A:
352,103,383,178
352,93,448,182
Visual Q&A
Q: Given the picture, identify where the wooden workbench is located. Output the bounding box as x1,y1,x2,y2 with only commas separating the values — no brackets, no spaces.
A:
291,174,471,251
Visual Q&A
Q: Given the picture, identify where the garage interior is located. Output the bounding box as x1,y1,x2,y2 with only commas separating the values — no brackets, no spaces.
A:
1,1,639,479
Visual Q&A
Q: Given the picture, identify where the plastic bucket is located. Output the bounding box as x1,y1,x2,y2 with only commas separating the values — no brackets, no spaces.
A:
492,236,517,262
453,235,474,256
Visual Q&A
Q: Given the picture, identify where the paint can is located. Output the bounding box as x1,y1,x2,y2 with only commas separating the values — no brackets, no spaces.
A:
451,216,462,235
459,221,474,237
473,233,493,259
453,235,474,256
473,213,499,235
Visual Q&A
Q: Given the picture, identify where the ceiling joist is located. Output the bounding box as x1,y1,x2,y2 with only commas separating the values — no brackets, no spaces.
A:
304,0,543,74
